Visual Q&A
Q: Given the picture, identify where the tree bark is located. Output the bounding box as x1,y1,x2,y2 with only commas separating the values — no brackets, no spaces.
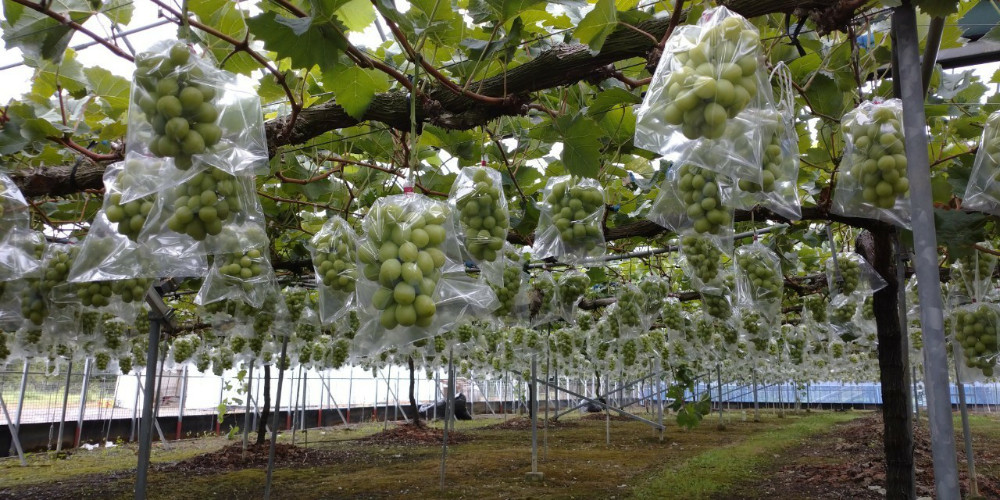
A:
408,356,421,427
857,229,916,500
256,364,271,445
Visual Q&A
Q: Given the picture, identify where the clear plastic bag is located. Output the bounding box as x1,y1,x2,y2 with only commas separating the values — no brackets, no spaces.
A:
637,274,670,320
308,216,358,325
449,166,509,268
486,248,530,322
825,251,887,296
0,227,44,282
650,163,734,237
678,229,732,291
734,242,783,319
828,294,862,343
529,271,558,327
196,222,275,308
831,99,911,227
963,110,1000,215
127,41,267,177
532,175,606,265
635,7,767,163
954,246,998,303
0,171,29,237
19,243,78,328
614,283,648,338
555,269,590,323
951,302,999,381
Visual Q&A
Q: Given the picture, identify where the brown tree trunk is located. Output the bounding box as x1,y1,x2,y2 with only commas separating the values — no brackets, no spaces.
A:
256,364,271,445
408,356,421,427
858,229,916,499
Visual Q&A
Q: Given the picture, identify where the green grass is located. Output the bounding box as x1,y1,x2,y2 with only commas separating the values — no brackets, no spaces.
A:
630,412,861,500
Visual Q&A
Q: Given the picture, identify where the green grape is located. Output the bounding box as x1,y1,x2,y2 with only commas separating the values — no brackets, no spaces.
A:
831,257,861,294
615,286,644,329
163,168,241,240
171,333,201,363
230,335,247,354
681,233,723,284
195,351,211,373
134,43,222,166
490,259,523,317
555,328,575,359
311,227,357,294
830,341,845,359
738,119,784,193
638,275,670,315
577,310,595,331
661,301,685,331
676,164,729,234
80,310,102,336
111,277,154,303
212,347,234,376
804,295,828,322
457,322,476,344
20,246,78,326
0,330,10,362
532,276,556,319
94,351,111,371
862,296,875,321
76,281,115,308
362,200,449,330
740,310,762,338
953,305,999,378
845,104,909,210
544,177,604,249
455,167,508,263
660,15,761,140
130,335,149,368
557,272,590,311
736,246,782,301
217,248,266,291
105,163,155,242
119,355,133,374
701,290,731,320
295,321,317,342
620,339,637,367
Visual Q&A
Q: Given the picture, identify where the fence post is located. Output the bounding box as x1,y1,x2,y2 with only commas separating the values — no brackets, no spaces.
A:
74,358,93,448
55,360,74,453
10,360,29,456
176,365,188,440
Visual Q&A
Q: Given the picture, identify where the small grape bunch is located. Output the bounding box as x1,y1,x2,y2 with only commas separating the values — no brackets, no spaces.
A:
677,164,729,234
682,233,723,285
545,177,604,249
615,286,644,330
739,117,784,193
736,246,782,301
804,295,827,322
491,259,523,317
80,310,102,336
661,300,685,331
620,338,638,367
295,321,317,342
862,296,875,321
21,246,78,325
103,316,126,350
311,229,357,294
358,200,450,329
171,333,201,363
638,275,670,315
195,351,211,373
953,305,1000,378
531,275,557,319
740,310,762,338
76,281,115,308
212,347,234,376
831,257,861,295
134,43,223,170
111,278,154,303
830,341,845,359
558,272,590,312
455,168,508,263
555,328,575,359
217,248,266,292
701,290,731,320
164,168,241,240
457,321,477,344
846,103,909,210
105,194,154,243
660,14,762,139
284,288,308,324
94,351,112,371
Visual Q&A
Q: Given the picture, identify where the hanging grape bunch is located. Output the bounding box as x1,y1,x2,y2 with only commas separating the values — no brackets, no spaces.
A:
846,104,909,210
134,43,222,170
76,281,114,308
284,288,308,324
832,257,861,294
682,233,723,285
701,290,731,320
105,194,154,242
740,310,762,338
677,164,729,234
862,296,875,321
545,177,604,249
620,339,638,367
103,316,126,350
164,168,241,240
736,246,782,301
80,310,101,336
455,168,508,263
218,248,265,292
359,200,449,329
615,286,644,330
738,119,783,193
660,14,761,139
954,305,999,378
804,295,827,322
661,300,685,331
558,272,590,312
491,258,523,317
20,246,78,326
638,275,670,315
111,278,154,303
311,229,357,293
171,333,201,363
531,275,557,319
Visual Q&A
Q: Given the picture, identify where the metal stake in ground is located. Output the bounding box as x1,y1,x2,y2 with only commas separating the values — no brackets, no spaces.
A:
74,358,93,448
243,364,253,458
526,353,543,481
263,333,290,500
954,361,978,497
655,358,664,443
0,392,26,465
10,360,28,457
55,360,74,453
135,312,162,500
177,365,188,441
752,368,760,422
440,350,454,489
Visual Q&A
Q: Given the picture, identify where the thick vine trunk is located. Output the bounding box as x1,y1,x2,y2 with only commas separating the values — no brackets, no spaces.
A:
858,229,916,499
408,356,421,427
256,364,271,445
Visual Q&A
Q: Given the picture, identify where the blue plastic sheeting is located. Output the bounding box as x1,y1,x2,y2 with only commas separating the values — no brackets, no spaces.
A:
640,382,1000,407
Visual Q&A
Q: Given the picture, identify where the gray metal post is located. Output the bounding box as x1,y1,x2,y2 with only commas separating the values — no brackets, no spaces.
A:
133,373,170,449
954,364,978,497
55,360,73,453
74,359,92,448
527,354,542,480
0,393,26,465
752,369,760,422
10,360,28,456
135,314,161,500
347,368,353,424
383,365,391,431
292,366,303,443
177,365,188,441
440,352,454,489
543,352,549,461
318,375,348,424
655,358,664,442
243,364,253,458
893,6,960,498
716,364,723,428
264,334,290,500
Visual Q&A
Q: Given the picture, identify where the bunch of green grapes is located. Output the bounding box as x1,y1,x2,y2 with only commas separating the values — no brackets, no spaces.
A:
957,250,997,293
738,123,784,193
112,278,153,303
638,275,669,314
660,15,761,139
682,233,723,284
701,290,731,320
910,329,923,352
171,333,201,363
831,257,861,294
80,310,102,336
134,43,222,170
804,295,827,322
94,351,112,371
846,104,909,210
195,351,211,373
311,230,357,293
749,336,768,353
330,338,350,369
21,246,78,325
740,310,762,337
359,201,449,329
296,341,313,364
295,321,317,342
862,296,875,321
736,247,782,301
830,341,845,359
218,248,265,291
786,335,805,365
577,310,595,331
555,328,575,358
620,339,638,367
677,165,729,234
212,347,234,376
558,272,590,311
491,260,523,317
691,317,714,344
118,355,133,374
76,281,115,308
545,177,604,249
720,322,738,345
164,168,241,240
105,193,155,243
455,168,508,262
457,321,476,344
130,335,148,368
0,330,11,362
953,305,999,377
283,288,308,324
615,286,644,329
229,334,247,354
661,301,685,331
532,276,556,318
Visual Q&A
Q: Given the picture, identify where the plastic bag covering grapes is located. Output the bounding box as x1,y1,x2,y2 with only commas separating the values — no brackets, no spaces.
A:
0,171,29,236
678,229,732,291
831,99,911,227
637,274,670,321
828,293,862,343
485,247,530,323
728,64,802,220
555,269,590,323
0,226,43,282
734,242,783,320
954,246,997,302
127,41,267,180
963,111,1000,215
649,163,734,239
635,7,767,165
824,251,886,297
353,193,494,354
195,222,276,308
18,243,79,329
529,271,559,327
449,166,509,269
532,175,606,265
950,302,999,381
614,283,650,339
308,216,358,325
738,307,776,355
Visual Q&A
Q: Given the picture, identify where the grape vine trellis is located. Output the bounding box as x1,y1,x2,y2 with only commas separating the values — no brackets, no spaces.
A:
0,0,997,498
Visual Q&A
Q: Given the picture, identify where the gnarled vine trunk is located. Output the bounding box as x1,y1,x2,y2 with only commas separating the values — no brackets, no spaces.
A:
256,364,271,445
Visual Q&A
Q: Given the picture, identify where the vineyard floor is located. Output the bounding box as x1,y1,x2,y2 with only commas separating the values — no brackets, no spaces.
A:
0,409,997,499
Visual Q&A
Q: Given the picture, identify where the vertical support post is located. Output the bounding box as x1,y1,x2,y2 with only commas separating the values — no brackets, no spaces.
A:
716,364,723,428
243,364,253,458
440,352,454,489
292,366,302,444
543,351,549,461
347,368,353,424
74,358,92,448
527,353,542,480
263,334,290,500
10,360,28,456
176,365,187,440
135,313,161,500
892,7,960,499
216,375,225,436
55,361,74,453
655,358,664,442
384,365,391,431
752,369,760,422
0,393,26,465
913,365,920,423
955,364,978,497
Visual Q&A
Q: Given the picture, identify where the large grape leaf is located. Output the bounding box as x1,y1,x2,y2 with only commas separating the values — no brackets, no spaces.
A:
99,0,133,25
556,114,603,179
84,66,130,119
29,49,88,98
323,65,390,119
190,0,257,75
467,0,546,23
573,0,617,54
2,0,94,63
246,12,346,70
332,0,374,31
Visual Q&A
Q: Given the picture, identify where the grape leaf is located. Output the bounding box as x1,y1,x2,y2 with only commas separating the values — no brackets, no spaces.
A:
573,0,617,53
587,87,641,117
29,49,88,98
99,0,133,25
84,66,130,119
323,65,390,119
190,0,257,76
1,0,94,63
333,0,375,31
246,12,346,70
556,115,603,179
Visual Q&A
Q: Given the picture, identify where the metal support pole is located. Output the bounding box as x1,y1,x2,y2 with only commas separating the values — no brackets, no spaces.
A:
527,354,542,480
716,364,724,428
216,374,225,436
10,360,28,456
347,368,353,424
893,7,960,499
0,393,26,465
74,359,92,448
383,365,391,431
292,366,303,444
243,364,253,458
135,314,161,500
318,375,348,425
55,361,73,453
543,351,549,461
176,365,188,441
955,364,978,497
752,369,760,422
264,334,290,500
440,352,454,489
655,358,664,442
